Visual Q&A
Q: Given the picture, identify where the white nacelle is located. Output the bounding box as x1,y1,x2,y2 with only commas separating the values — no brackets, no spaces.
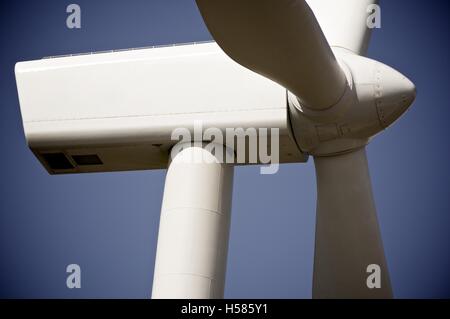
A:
15,42,306,174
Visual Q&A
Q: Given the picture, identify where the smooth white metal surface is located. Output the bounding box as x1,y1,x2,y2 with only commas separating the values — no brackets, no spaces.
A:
152,144,234,299
16,42,285,124
307,0,378,55
196,0,347,110
313,147,392,299
15,42,306,174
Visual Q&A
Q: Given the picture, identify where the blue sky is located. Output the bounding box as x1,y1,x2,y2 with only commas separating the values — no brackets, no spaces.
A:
0,0,449,298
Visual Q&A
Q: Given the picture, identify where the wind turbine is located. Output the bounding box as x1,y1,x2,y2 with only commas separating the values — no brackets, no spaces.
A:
14,0,415,299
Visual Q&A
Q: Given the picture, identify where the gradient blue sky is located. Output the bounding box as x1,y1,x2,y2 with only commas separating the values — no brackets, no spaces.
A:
0,0,449,298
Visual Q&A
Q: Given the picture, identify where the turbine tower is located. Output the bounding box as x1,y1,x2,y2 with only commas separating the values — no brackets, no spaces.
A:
14,0,415,299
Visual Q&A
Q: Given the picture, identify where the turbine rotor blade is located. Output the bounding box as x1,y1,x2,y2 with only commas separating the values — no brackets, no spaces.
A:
307,0,379,56
313,148,393,299
196,0,347,110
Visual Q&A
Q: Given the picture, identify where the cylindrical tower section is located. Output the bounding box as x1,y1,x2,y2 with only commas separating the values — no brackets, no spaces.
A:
152,143,234,299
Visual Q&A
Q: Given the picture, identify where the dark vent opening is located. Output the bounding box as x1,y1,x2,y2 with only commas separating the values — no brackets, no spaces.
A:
72,154,103,166
41,153,74,170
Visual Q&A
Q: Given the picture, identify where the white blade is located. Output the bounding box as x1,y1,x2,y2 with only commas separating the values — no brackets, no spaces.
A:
307,0,379,56
196,0,347,110
313,147,393,299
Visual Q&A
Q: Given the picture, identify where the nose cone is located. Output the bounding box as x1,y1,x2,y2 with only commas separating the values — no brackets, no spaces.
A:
400,75,417,106
376,64,417,128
